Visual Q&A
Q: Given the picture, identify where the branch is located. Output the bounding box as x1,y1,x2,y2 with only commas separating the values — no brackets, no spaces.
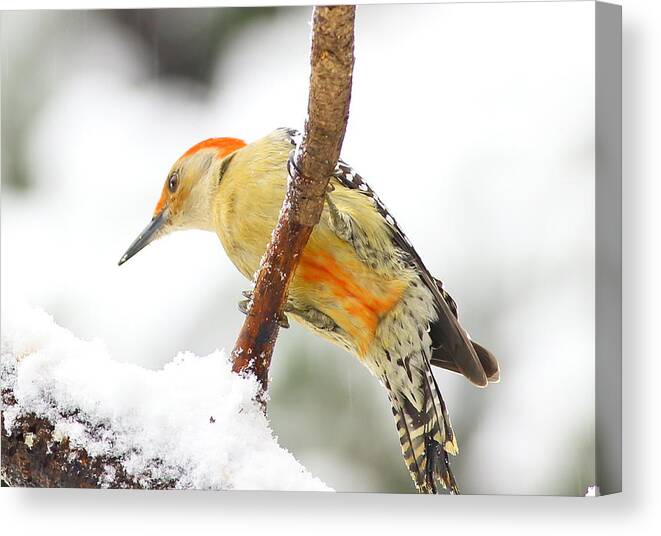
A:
230,5,356,400
1,412,151,489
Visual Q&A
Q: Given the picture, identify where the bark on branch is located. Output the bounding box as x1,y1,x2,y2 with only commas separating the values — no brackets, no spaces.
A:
1,412,153,488
1,386,167,488
230,5,356,400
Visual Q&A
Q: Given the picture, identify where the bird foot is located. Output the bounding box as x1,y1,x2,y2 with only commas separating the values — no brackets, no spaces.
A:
278,313,290,329
238,298,252,316
287,152,302,181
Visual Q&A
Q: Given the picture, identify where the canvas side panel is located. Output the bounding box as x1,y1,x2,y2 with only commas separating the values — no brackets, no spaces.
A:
595,0,622,496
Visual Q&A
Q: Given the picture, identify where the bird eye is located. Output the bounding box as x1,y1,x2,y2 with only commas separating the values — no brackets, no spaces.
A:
168,172,179,193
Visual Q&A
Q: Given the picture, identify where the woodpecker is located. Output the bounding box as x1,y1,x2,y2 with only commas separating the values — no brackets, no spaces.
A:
119,128,499,494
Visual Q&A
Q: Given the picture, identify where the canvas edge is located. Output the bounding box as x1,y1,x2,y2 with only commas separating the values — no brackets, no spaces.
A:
595,0,622,496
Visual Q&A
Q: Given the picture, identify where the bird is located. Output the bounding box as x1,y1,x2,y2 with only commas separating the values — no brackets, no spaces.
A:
119,127,499,494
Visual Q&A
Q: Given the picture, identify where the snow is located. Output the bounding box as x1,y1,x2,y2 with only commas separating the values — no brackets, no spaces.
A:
0,300,331,492
585,485,600,497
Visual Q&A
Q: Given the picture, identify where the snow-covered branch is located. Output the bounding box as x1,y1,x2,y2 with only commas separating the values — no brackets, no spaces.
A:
1,303,330,491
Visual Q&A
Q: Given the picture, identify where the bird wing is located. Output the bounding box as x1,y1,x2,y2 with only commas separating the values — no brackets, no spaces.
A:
331,159,490,387
282,127,496,386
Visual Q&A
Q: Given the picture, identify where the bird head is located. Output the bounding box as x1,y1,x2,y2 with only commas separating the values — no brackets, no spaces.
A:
118,137,246,266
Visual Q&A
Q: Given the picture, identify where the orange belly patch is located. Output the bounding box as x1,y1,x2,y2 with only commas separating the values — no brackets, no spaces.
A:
296,247,407,357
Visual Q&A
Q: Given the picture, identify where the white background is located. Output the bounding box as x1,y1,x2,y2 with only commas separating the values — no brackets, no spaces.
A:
1,0,659,534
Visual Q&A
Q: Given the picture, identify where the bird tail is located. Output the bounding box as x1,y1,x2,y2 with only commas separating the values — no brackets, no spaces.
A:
381,353,459,494
431,340,500,383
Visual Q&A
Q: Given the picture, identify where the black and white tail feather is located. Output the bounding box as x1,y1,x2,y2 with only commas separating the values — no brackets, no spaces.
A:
382,352,459,494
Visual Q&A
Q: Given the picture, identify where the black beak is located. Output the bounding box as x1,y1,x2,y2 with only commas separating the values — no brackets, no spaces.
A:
118,209,169,266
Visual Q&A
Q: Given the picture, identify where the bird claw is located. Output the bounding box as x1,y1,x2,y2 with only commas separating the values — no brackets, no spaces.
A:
238,298,252,316
287,152,302,180
238,289,254,314
278,313,290,329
